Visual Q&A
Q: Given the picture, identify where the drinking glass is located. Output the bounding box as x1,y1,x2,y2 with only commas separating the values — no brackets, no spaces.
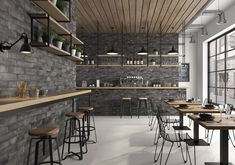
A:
224,104,231,119
218,104,224,120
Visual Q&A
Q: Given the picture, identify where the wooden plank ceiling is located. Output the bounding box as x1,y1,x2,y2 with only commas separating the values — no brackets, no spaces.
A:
75,0,208,33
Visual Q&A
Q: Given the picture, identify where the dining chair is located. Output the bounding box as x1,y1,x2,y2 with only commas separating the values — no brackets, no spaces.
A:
153,112,194,165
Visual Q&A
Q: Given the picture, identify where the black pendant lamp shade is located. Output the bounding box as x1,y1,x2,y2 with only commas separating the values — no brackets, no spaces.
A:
168,46,178,55
107,45,118,55
137,46,148,55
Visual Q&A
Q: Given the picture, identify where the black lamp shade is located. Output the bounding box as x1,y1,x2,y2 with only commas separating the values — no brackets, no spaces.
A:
168,46,178,55
107,46,118,55
137,47,148,55
20,36,32,54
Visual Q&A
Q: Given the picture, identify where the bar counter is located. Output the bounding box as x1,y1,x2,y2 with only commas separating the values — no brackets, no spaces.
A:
76,87,187,90
0,90,91,113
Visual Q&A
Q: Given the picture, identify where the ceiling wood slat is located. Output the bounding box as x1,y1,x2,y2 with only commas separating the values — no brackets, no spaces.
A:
75,0,209,33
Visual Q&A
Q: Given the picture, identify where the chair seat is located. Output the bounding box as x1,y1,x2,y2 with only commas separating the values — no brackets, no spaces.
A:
138,97,148,100
66,112,84,119
122,97,131,100
29,127,59,137
164,133,191,142
77,106,94,111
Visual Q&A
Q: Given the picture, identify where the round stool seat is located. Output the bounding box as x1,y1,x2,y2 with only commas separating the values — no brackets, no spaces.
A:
122,97,131,100
138,97,148,100
78,106,94,112
66,112,84,119
29,127,59,137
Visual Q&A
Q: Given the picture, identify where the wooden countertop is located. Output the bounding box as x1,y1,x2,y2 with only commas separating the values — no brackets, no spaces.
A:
188,114,235,130
0,90,91,113
76,87,187,90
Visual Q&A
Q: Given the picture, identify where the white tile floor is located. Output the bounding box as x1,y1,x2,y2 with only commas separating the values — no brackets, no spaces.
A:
59,116,235,165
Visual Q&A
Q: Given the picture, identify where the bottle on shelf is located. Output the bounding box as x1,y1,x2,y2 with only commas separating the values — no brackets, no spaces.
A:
129,58,133,65
91,58,95,65
127,58,129,65
140,58,143,65
133,58,136,65
87,58,90,65
137,58,140,65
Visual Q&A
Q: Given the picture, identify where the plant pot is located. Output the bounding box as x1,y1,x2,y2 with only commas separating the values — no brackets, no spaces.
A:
55,41,63,49
71,49,76,56
76,51,81,57
62,44,70,52
42,35,54,44
51,0,57,6
151,61,156,65
154,51,158,55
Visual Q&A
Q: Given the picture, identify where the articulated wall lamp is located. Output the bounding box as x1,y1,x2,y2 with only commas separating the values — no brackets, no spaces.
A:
0,33,32,54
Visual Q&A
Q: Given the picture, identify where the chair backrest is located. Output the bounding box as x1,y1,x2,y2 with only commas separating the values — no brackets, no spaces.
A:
156,113,168,139
149,98,160,115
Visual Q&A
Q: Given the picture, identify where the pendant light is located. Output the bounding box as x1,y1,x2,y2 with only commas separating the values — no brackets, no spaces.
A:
107,27,118,55
137,26,148,55
168,46,178,55
217,11,226,25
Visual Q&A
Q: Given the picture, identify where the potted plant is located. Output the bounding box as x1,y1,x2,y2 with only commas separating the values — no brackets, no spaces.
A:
56,0,69,16
76,47,83,57
41,27,54,44
71,45,76,56
62,40,70,52
150,59,156,65
153,48,158,55
51,0,57,6
53,35,64,49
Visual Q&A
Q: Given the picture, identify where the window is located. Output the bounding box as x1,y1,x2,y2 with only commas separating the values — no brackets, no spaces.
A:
208,29,235,105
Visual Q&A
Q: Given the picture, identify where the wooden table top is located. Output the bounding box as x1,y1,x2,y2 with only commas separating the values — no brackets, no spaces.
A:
173,105,220,113
188,114,235,130
166,100,201,105
0,90,91,113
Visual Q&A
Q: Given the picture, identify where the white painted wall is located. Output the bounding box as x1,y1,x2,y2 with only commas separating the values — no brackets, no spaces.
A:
185,2,235,101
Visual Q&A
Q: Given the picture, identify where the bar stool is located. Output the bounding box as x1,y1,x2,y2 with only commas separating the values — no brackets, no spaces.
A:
27,127,61,165
120,97,132,118
137,97,149,118
78,106,97,144
61,112,87,160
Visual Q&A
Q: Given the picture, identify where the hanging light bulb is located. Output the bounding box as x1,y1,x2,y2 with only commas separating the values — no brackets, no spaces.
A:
107,27,118,55
217,11,227,25
201,26,208,36
189,36,196,43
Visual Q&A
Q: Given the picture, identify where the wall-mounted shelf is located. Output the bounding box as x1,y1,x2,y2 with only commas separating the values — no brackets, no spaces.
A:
123,65,147,67
31,43,83,62
30,13,83,45
32,0,70,22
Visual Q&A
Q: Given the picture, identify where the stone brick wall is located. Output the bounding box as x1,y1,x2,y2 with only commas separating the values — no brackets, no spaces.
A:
0,0,79,165
76,33,185,115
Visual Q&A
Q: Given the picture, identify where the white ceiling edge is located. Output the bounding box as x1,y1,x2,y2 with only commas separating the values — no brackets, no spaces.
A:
184,0,235,35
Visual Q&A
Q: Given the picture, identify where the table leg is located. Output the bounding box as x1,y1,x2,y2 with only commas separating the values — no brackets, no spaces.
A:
205,130,232,165
220,130,229,164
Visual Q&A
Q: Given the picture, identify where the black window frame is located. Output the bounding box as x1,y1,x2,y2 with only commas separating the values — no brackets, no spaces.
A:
208,28,235,105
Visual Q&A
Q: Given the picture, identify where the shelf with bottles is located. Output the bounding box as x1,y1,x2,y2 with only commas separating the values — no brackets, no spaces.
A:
148,54,185,57
32,0,71,22
97,54,123,57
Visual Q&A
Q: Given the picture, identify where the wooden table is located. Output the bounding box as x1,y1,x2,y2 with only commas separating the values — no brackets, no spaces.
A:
166,100,201,105
189,115,235,165
172,105,221,146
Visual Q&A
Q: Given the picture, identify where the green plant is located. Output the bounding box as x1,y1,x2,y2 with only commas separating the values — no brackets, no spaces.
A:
56,0,66,11
63,40,69,45
41,27,55,37
150,59,155,62
76,47,83,53
153,48,158,52
53,35,64,42
71,44,76,49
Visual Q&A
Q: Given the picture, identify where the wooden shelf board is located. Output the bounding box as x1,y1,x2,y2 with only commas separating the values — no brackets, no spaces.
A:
148,65,161,67
123,65,147,67
161,65,181,67
31,42,70,55
148,54,184,57
97,54,122,57
76,87,187,90
98,65,122,66
30,13,70,35
32,0,69,22
66,55,84,62
72,34,83,44
77,65,97,66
